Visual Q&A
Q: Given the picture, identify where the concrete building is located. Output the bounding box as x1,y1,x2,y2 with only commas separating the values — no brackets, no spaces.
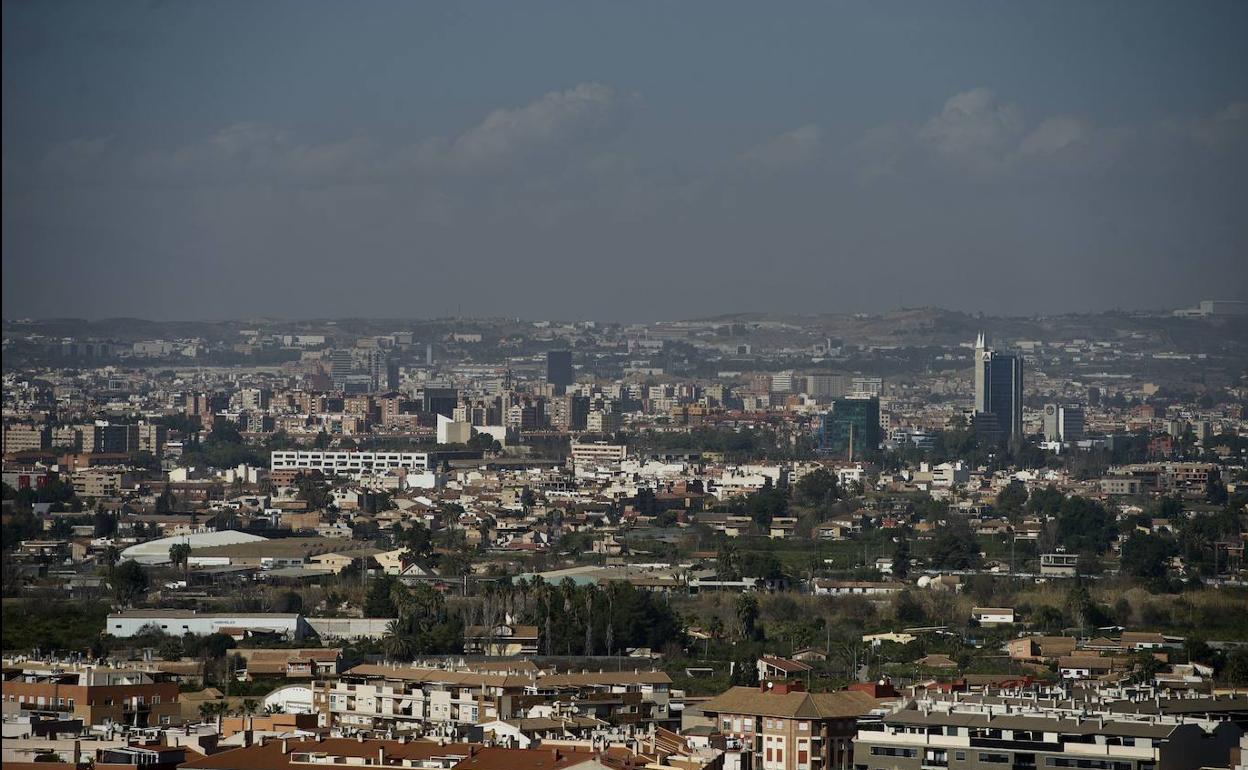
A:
270,450,431,476
973,333,1024,447
570,442,627,467
546,350,574,393
2,663,181,728
104,610,310,639
2,423,50,454
853,704,1242,770
1043,404,1085,443
700,681,877,770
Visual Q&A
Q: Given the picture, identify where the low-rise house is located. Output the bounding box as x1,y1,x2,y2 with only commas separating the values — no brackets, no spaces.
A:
757,656,814,682
463,624,540,656
971,607,1016,626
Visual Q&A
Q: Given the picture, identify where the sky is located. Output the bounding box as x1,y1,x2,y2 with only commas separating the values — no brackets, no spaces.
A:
3,1,1246,321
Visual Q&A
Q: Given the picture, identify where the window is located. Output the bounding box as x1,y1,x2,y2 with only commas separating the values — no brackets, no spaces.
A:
978,754,1010,764
870,748,917,758
955,752,966,761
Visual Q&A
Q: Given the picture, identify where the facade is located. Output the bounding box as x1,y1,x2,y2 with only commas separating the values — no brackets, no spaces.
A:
71,468,135,498
270,450,431,476
105,610,309,639
323,664,673,734
570,442,628,467
973,333,1024,447
853,705,1242,770
2,423,51,454
1039,553,1080,577
463,624,541,656
2,664,181,728
820,397,881,459
700,682,878,770
1043,404,1085,443
546,350,574,392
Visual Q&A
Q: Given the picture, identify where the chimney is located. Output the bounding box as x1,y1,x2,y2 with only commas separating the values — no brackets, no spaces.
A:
281,739,288,753
378,747,385,764
552,748,562,761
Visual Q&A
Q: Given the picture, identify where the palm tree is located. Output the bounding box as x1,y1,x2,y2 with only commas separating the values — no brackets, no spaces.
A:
168,542,192,583
382,620,415,660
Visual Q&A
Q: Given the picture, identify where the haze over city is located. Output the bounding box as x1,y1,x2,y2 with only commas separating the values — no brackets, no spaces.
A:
3,1,1247,321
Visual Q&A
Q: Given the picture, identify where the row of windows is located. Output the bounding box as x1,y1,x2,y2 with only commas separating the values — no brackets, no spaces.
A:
1046,760,1135,770
869,747,918,758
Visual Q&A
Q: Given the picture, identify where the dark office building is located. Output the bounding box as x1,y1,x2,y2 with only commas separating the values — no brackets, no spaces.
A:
819,397,880,459
546,350,574,394
973,333,1024,447
421,387,459,418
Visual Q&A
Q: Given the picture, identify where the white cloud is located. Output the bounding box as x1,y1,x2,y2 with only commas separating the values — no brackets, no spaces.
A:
917,88,1024,170
1020,116,1089,156
433,82,637,172
740,124,823,171
1174,101,1248,151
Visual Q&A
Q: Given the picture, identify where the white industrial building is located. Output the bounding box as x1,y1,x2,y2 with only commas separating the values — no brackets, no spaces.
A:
119,530,267,565
105,610,310,638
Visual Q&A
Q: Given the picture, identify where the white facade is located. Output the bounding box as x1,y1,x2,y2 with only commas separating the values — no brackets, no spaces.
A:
270,450,430,476
436,415,473,445
105,611,307,638
263,685,317,716
570,442,627,467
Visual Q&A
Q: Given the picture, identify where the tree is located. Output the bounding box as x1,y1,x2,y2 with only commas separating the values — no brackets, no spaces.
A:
101,545,120,571
364,576,400,617
795,468,839,507
995,480,1028,518
929,520,980,569
93,509,118,538
111,560,149,607
155,483,176,515
1054,497,1116,555
892,538,911,579
734,593,760,641
168,543,192,578
295,472,332,511
894,590,927,624
1120,533,1176,579
716,542,742,581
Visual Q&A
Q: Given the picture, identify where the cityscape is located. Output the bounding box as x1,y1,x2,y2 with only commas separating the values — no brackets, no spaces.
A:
3,3,1248,770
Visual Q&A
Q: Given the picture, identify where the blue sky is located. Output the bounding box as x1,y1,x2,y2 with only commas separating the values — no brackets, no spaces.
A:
3,1,1246,320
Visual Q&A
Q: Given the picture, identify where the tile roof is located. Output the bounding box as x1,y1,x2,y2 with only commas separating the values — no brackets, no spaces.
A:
699,686,878,719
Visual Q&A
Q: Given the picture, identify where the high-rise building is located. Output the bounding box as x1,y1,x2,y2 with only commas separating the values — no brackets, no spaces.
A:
329,349,354,390
819,396,880,459
1042,404,1085,443
546,350,573,393
973,333,1023,446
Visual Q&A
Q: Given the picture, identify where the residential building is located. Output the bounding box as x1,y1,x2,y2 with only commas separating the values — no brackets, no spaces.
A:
853,703,1242,770
2,663,181,728
700,681,878,770
270,450,431,476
